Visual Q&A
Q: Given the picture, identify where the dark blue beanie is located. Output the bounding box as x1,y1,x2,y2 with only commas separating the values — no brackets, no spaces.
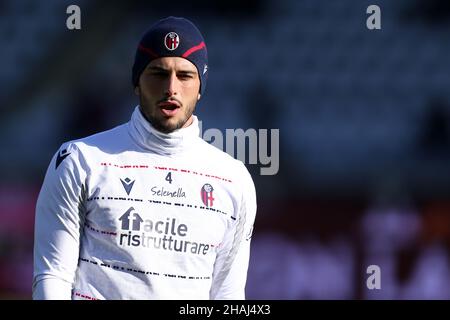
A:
132,16,208,95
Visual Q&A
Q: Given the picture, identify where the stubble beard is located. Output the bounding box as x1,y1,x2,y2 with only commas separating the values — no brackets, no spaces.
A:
140,98,196,134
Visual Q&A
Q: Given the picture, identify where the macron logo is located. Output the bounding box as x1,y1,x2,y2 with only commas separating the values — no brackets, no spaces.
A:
55,148,71,169
120,177,135,195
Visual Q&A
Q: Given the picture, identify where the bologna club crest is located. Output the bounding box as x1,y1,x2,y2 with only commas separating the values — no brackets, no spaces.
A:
201,183,215,207
164,32,179,51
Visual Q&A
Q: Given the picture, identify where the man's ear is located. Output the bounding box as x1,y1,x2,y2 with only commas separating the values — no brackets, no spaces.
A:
134,86,140,96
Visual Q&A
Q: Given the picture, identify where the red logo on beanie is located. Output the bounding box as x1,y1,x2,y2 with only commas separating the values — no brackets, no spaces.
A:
164,32,179,51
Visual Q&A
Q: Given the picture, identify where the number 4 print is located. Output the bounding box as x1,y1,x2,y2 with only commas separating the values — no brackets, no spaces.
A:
165,172,173,184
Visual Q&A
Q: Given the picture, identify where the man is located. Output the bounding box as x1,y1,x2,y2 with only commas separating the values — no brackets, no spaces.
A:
33,16,257,300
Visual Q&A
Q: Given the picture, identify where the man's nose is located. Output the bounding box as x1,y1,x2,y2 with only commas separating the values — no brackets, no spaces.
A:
164,73,178,96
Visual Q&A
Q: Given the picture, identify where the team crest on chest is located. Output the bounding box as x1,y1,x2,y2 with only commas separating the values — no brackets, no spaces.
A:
200,183,215,207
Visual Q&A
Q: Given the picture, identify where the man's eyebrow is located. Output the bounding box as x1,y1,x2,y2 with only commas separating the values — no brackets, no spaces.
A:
147,66,168,72
147,66,196,74
177,70,197,75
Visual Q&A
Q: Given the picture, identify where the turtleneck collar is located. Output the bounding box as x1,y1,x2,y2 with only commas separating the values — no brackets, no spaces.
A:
128,105,200,155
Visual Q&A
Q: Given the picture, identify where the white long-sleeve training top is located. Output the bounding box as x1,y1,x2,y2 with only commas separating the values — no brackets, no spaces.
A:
33,106,257,300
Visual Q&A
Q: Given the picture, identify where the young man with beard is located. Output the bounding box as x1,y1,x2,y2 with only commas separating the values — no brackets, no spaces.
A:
33,16,257,300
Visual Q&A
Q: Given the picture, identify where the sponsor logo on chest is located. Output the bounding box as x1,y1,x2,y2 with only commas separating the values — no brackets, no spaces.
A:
151,185,186,198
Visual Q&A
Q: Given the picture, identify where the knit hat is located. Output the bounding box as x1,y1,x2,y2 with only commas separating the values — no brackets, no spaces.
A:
132,16,208,95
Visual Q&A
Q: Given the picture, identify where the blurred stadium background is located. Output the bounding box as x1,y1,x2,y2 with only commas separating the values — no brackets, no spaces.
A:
1,0,450,299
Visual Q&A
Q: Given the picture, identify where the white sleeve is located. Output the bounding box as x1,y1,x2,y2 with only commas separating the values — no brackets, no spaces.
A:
32,278,73,300
209,163,257,300
32,143,87,300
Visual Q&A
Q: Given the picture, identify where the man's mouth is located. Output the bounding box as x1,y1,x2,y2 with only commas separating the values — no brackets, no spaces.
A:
158,101,180,117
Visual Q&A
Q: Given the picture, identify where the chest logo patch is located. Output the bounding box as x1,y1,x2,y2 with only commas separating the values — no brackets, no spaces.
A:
200,183,215,207
120,177,135,195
